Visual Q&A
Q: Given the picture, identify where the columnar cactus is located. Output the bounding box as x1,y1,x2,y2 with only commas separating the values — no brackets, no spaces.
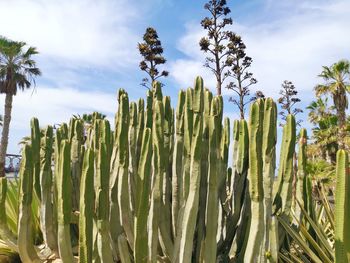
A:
56,140,74,262
334,150,350,263
244,99,265,262
79,148,94,263
178,77,203,263
18,144,42,263
39,125,57,253
0,76,316,263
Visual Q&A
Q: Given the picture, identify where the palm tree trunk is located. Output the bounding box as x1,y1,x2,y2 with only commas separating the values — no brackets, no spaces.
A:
0,94,13,177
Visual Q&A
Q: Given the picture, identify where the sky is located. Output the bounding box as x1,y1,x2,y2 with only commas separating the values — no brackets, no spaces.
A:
0,0,349,154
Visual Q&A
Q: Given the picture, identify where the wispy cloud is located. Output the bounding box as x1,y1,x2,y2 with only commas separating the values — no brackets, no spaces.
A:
0,0,140,69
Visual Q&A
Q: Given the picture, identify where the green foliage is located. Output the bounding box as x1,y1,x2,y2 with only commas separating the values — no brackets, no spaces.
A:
315,59,350,149
0,36,41,95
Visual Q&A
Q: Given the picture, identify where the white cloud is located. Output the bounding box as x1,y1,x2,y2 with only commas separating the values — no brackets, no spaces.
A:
171,0,350,99
0,0,140,69
0,87,118,153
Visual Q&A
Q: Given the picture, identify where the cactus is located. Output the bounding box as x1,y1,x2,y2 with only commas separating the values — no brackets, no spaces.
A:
17,144,42,263
244,99,265,262
295,129,307,222
203,96,220,263
31,118,41,201
1,76,323,263
39,125,57,253
79,148,94,263
334,150,350,263
56,140,74,262
134,128,152,262
171,90,185,237
178,76,203,263
260,98,277,262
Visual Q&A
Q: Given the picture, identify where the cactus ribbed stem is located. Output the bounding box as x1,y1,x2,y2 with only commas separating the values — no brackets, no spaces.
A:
115,94,134,247
260,98,277,262
334,150,350,263
244,99,264,262
195,88,212,261
159,95,174,258
149,98,165,262
179,76,203,263
56,140,74,263
79,149,94,263
204,96,220,263
172,90,185,237
134,128,152,262
31,118,41,201
18,144,43,263
71,120,84,213
295,129,307,222
182,88,193,204
39,126,57,253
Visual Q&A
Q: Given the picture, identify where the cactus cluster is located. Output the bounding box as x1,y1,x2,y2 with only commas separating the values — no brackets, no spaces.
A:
0,76,348,262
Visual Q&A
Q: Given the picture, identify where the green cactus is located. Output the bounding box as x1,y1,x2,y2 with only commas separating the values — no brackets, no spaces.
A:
6,76,327,263
148,98,164,262
39,125,57,253
203,96,220,263
134,128,152,262
260,98,277,262
334,150,350,263
129,102,138,213
17,144,42,263
295,129,307,222
244,99,265,262
56,140,74,262
227,119,249,260
115,94,134,249
79,148,94,263
171,90,185,237
71,119,84,213
178,76,203,263
31,118,41,201
182,87,193,204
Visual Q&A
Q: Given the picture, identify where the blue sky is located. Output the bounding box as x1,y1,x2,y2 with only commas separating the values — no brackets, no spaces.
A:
0,0,349,153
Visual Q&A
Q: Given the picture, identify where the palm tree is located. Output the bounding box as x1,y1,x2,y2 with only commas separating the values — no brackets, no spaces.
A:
307,97,338,162
315,59,350,150
307,97,333,125
0,37,41,177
